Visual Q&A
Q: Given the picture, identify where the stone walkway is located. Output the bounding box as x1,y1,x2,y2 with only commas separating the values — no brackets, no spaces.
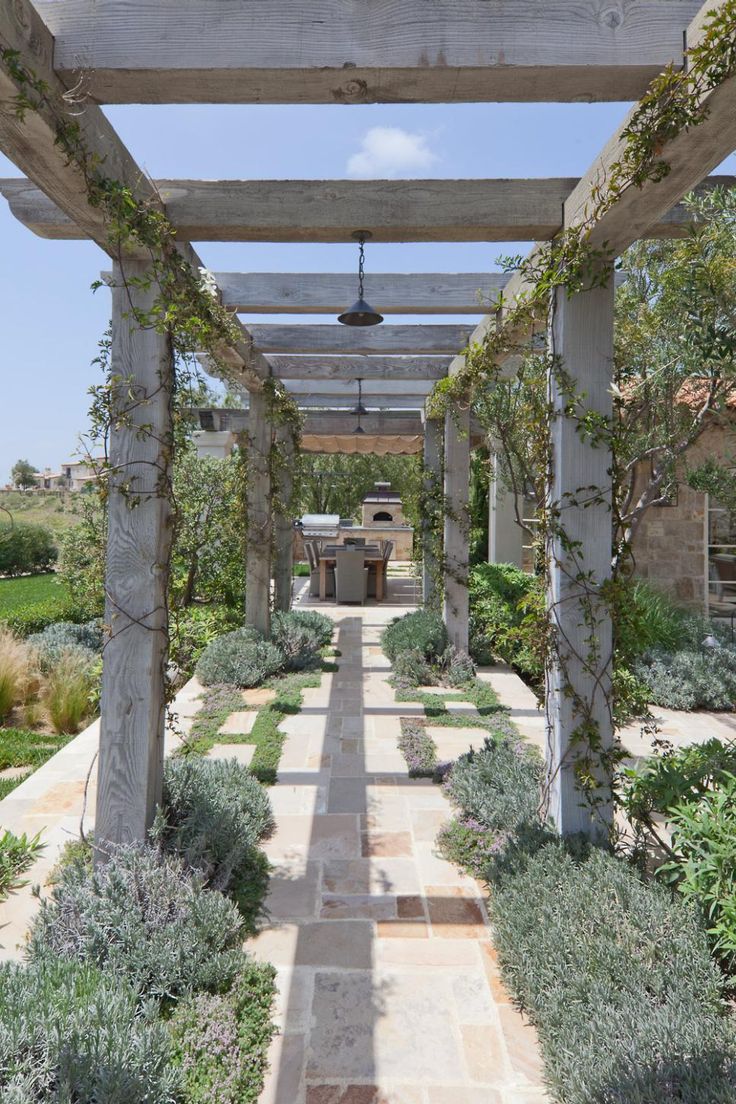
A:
252,594,548,1104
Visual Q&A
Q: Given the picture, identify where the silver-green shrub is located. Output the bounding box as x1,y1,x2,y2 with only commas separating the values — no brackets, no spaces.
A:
635,645,736,711
274,609,333,649
27,619,102,671
0,956,179,1102
28,844,244,1001
196,627,284,687
488,841,736,1104
444,735,542,834
270,612,322,671
382,609,448,663
156,757,273,899
392,648,435,688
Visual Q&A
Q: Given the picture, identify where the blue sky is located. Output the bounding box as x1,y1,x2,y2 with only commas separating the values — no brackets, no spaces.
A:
1,100,734,481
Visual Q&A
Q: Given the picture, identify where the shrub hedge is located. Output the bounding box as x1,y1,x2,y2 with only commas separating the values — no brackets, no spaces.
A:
0,523,57,577
441,723,736,1103
382,609,448,664
0,957,178,1103
0,594,94,637
196,627,284,688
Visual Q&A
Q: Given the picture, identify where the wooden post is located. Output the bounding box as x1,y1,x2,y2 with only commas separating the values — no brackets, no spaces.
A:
273,423,295,612
422,417,443,608
245,387,272,635
488,449,524,566
97,260,173,851
546,274,615,839
443,407,470,651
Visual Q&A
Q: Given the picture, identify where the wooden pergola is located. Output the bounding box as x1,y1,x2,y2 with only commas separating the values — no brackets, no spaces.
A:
2,0,735,846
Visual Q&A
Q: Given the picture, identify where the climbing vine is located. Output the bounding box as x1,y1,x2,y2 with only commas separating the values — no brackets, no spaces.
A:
427,0,736,831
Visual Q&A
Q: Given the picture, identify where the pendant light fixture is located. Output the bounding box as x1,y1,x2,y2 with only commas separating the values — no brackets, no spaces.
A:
338,231,384,327
353,378,366,434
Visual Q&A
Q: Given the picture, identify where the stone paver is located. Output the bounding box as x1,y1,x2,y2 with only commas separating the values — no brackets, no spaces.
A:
219,709,258,736
208,742,256,766
255,586,549,1104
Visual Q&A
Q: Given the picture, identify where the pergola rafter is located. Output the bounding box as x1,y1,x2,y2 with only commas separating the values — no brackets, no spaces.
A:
1,0,734,849
33,0,705,104
2,175,733,242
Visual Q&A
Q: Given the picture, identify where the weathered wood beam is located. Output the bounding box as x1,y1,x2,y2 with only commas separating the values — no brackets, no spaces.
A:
244,390,272,636
97,260,173,850
0,4,268,390
250,324,473,355
422,419,443,610
215,272,508,315
7,176,734,243
36,0,703,105
197,408,423,437
443,406,470,652
546,273,615,839
266,356,449,381
281,395,428,410
272,424,295,613
283,379,433,398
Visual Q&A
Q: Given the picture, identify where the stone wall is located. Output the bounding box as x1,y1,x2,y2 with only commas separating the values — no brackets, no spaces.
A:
630,422,734,610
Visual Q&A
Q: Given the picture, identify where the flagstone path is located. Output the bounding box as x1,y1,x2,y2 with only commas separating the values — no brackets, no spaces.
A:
252,592,549,1104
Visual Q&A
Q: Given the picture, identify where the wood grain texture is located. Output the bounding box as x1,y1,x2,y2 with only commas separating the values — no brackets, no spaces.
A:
265,356,449,380
272,425,295,613
244,391,272,636
422,418,443,609
546,276,615,839
6,174,732,242
216,272,507,314
249,324,473,355
96,260,173,850
37,0,701,104
283,379,434,397
202,408,423,437
443,406,471,652
0,3,268,390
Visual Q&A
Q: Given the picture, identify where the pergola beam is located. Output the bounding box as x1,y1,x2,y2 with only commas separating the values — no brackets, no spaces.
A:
265,355,449,381
249,324,473,356
36,0,703,105
0,5,268,391
216,272,508,315
4,175,734,243
196,408,424,437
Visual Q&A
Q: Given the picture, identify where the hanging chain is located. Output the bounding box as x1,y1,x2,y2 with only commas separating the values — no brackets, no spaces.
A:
357,234,366,299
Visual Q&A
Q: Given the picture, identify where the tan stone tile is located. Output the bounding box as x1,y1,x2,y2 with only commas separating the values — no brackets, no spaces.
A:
218,710,258,736
264,815,361,862
451,972,497,1025
328,779,369,814
376,920,429,938
396,895,425,919
241,686,277,706
362,831,413,858
461,1023,511,1083
479,944,511,1004
321,894,397,921
308,972,465,1082
414,844,479,889
426,889,488,940
322,859,421,897
260,1032,306,1104
496,1004,546,1086
251,921,373,969
410,808,450,842
307,1087,423,1104
273,967,315,1035
375,939,482,970
426,1089,504,1104
207,742,255,766
267,861,321,920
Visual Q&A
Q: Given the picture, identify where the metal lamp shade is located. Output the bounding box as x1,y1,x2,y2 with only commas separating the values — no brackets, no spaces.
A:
337,297,384,327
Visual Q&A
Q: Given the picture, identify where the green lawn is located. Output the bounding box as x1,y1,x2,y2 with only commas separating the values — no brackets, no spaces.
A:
0,573,68,614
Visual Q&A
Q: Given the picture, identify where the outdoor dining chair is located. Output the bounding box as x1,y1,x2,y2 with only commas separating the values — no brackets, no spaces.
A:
335,547,369,605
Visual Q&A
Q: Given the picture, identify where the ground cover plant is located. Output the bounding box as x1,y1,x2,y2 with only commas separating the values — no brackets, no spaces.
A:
14,749,279,1103
0,957,179,1103
155,756,274,931
439,719,736,1103
0,572,68,615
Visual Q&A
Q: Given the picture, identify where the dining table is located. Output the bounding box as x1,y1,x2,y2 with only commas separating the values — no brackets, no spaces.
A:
318,546,386,602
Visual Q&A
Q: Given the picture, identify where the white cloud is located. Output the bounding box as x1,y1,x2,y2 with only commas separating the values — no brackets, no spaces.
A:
346,126,439,178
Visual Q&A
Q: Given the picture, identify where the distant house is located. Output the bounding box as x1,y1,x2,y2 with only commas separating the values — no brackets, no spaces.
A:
33,458,104,492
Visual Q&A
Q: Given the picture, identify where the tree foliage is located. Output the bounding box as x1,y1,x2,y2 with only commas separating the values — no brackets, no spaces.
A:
10,458,38,491
295,452,423,527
